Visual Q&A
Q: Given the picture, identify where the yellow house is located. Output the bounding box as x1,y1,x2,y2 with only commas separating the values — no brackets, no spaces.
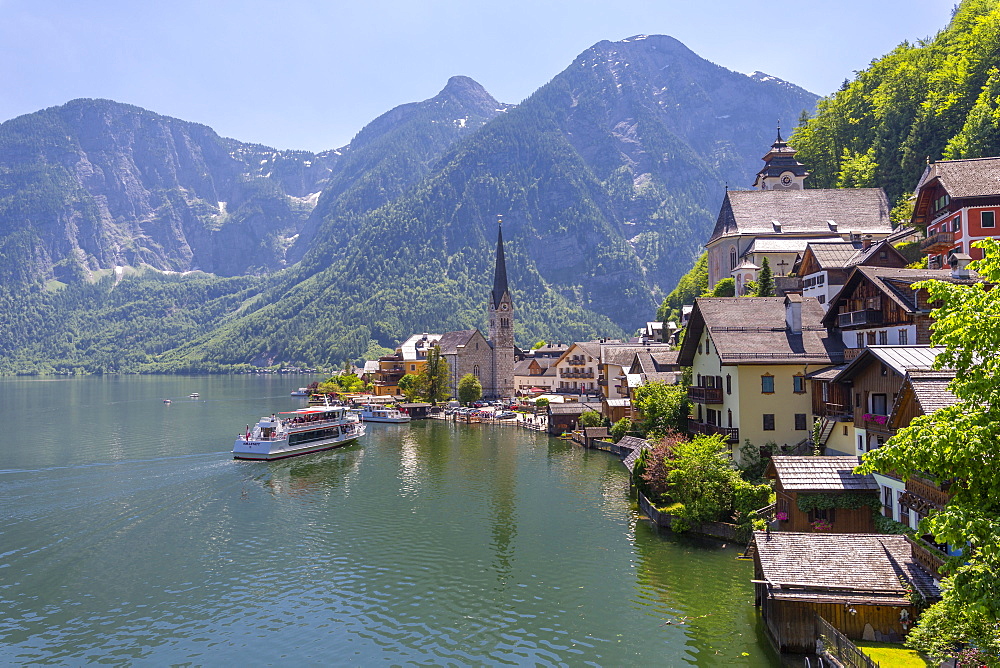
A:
677,295,845,464
372,333,441,396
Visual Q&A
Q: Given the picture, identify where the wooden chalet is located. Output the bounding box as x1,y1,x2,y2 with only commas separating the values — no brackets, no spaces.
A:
546,402,601,435
767,456,879,533
820,266,980,361
796,238,908,310
753,531,940,653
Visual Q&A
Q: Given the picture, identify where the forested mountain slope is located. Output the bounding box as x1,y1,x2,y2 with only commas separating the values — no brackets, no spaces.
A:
791,0,1000,206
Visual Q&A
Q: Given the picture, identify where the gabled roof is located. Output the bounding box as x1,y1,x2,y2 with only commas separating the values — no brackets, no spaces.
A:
768,456,879,492
833,345,943,383
821,266,982,327
800,241,862,270
399,333,443,361
600,344,673,367
437,329,481,355
629,350,680,374
554,341,602,366
747,236,841,254
708,188,892,245
678,296,843,366
890,369,958,430
915,157,1000,199
754,531,940,604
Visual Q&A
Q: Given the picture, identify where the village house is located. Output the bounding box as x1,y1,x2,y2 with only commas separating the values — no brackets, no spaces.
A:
766,456,879,533
795,237,909,310
752,531,940,654
913,156,1000,266
889,370,958,542
706,133,894,292
820,262,981,359
546,401,602,435
512,357,557,395
371,332,443,396
550,342,602,397
678,294,844,463
827,345,941,524
598,342,676,401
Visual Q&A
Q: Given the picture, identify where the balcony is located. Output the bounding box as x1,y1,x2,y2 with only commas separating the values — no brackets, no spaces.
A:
837,309,883,328
861,412,892,432
687,419,739,443
920,230,956,254
560,371,594,379
688,385,724,404
905,475,950,511
566,358,586,366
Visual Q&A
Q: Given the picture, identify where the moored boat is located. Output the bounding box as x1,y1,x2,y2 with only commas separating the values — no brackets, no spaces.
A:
233,404,366,460
357,404,411,423
290,387,309,396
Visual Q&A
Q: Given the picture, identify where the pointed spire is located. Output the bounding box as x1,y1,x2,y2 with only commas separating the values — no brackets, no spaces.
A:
492,215,509,308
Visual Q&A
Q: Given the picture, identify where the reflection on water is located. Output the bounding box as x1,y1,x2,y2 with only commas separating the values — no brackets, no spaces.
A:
0,376,771,665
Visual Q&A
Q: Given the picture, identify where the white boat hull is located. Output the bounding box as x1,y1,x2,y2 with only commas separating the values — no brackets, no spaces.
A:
233,427,364,460
362,415,411,423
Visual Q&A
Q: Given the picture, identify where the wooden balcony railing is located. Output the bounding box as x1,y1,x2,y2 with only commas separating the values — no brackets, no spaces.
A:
688,385,724,404
687,419,739,443
920,230,956,254
905,475,950,510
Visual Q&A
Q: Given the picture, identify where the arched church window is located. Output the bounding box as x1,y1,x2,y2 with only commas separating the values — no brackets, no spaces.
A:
474,365,480,378
730,247,738,270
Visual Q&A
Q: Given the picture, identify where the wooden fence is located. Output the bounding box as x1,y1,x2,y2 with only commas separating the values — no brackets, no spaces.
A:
816,614,880,668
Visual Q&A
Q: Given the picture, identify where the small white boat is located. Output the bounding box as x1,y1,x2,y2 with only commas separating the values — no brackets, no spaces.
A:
189,393,200,399
163,399,171,404
290,387,309,396
233,404,365,460
357,404,411,423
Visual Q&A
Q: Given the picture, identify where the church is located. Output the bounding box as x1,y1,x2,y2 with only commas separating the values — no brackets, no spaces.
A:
437,222,516,399
374,222,516,400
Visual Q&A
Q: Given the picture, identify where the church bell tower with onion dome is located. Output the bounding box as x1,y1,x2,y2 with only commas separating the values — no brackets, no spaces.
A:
488,216,515,398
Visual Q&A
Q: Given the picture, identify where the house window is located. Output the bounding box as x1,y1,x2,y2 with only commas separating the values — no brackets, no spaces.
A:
698,342,702,355
882,486,894,517
857,434,863,453
793,375,805,394
761,375,774,394
726,375,731,395
866,331,877,345
898,329,908,345
706,338,711,354
411,364,416,371
763,414,775,431
855,393,861,408
794,413,807,430
983,211,996,228
878,330,888,345
817,294,825,304
727,409,732,428
871,393,888,416
855,333,864,348
953,215,962,232
843,425,848,436
809,508,836,524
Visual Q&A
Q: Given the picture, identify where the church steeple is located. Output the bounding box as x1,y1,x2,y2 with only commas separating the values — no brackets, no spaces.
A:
752,127,809,190
492,216,509,308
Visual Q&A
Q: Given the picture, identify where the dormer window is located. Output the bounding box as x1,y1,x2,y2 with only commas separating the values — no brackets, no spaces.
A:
772,220,782,232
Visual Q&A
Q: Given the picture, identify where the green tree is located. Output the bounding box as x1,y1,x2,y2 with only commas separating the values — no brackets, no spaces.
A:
398,373,424,402
858,238,1000,658
632,381,690,438
711,277,735,297
419,344,451,406
457,373,482,405
754,257,775,297
578,410,603,428
610,416,633,443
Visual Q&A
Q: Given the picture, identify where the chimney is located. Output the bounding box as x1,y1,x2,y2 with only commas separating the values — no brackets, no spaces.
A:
862,234,872,250
949,252,972,279
785,293,802,334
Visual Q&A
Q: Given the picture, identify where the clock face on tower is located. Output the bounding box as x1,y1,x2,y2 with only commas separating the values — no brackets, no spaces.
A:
500,303,509,311
780,173,793,186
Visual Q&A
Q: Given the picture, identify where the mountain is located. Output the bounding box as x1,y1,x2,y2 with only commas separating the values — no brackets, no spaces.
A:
0,35,819,373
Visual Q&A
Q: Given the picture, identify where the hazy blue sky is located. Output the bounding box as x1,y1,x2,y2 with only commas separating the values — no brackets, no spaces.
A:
0,1,954,151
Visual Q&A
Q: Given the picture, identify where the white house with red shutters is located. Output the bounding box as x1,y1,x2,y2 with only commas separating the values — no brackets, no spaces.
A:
913,157,1000,266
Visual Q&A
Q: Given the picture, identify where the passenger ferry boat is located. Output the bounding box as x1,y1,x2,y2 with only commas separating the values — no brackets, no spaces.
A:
357,404,411,423
233,404,365,460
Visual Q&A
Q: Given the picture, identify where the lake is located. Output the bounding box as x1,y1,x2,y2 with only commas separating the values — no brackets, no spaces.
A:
0,375,777,665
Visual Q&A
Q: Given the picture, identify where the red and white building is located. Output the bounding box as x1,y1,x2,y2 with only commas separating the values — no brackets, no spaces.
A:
914,157,1000,266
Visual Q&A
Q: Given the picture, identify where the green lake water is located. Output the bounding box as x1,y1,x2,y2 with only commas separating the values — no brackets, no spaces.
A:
0,375,778,665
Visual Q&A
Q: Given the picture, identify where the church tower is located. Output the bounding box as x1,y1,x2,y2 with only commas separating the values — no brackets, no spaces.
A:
752,129,809,190
488,217,515,398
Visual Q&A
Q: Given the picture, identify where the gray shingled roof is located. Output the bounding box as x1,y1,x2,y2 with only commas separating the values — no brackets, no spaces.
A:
621,438,652,472
709,188,892,244
754,531,940,603
437,330,480,355
678,296,844,366
770,456,879,492
803,241,863,269
601,344,672,366
906,370,958,414
747,236,841,253
916,157,1000,199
